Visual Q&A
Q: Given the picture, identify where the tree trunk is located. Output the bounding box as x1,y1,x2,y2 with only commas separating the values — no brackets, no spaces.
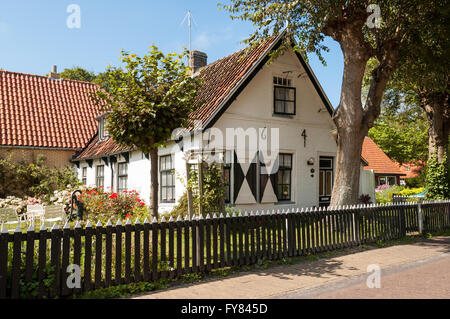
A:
149,147,159,219
330,33,369,207
420,91,450,163
329,27,398,207
331,130,367,206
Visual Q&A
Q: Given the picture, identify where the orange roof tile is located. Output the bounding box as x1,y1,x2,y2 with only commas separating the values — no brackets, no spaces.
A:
75,135,133,160
0,70,102,150
362,137,405,175
75,36,281,160
190,35,279,129
396,162,424,179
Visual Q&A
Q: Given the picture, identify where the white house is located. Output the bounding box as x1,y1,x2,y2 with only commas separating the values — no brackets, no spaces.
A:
72,32,375,213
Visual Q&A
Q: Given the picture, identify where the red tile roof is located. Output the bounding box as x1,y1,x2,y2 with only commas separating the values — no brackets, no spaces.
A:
0,70,102,150
362,137,406,175
396,162,424,179
75,35,282,160
190,35,280,129
75,135,134,160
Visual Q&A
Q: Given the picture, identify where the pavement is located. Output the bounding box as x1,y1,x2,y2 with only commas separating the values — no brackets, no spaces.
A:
132,236,450,299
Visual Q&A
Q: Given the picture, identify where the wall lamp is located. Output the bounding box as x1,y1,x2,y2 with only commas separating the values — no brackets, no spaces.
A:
307,157,315,166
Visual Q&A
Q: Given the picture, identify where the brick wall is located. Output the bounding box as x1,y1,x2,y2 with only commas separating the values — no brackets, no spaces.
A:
0,148,76,168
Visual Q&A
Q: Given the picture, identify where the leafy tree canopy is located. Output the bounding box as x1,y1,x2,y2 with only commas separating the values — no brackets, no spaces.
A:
93,46,202,153
60,67,96,82
59,66,117,92
368,90,429,165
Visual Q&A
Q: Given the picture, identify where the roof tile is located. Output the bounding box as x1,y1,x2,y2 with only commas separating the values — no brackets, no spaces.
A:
362,137,405,175
0,70,102,149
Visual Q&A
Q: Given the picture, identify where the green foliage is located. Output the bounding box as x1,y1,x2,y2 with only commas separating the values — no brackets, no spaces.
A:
190,164,226,216
396,187,425,197
60,67,96,82
170,163,227,218
60,66,116,92
405,173,426,188
19,264,55,299
92,46,202,154
75,279,170,299
80,189,149,224
375,185,403,204
425,155,450,200
0,154,80,199
368,90,429,164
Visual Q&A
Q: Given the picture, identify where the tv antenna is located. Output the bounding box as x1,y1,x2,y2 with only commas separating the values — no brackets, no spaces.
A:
180,10,198,53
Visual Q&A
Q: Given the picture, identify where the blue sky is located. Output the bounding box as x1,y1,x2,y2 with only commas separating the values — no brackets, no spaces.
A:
0,0,343,107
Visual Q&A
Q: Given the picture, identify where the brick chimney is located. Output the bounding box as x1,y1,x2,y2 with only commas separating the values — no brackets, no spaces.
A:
189,51,208,73
48,65,60,80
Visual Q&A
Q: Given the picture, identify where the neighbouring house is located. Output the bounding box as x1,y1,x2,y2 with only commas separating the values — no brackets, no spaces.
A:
362,137,406,187
0,67,101,167
396,162,424,186
72,31,375,213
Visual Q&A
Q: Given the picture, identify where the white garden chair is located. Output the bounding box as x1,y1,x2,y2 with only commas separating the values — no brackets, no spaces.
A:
0,207,21,226
26,204,45,225
42,205,66,226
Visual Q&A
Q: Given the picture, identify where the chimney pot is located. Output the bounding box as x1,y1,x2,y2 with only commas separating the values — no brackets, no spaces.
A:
49,65,60,80
189,51,207,73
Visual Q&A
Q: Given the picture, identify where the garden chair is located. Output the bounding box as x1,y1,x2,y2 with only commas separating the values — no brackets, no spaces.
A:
26,204,45,225
42,205,66,226
0,207,21,226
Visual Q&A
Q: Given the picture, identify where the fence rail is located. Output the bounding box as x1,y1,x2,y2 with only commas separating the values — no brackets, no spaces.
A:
1,200,449,299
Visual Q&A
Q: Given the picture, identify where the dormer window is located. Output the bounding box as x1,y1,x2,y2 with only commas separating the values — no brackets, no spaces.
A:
273,76,296,115
98,116,109,141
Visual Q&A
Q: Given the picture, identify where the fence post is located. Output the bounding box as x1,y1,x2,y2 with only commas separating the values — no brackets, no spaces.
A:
417,201,424,235
399,204,406,237
0,225,8,299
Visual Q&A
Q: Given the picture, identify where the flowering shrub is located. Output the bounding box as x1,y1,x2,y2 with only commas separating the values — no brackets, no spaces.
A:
0,185,149,224
80,188,149,224
0,196,41,214
376,184,391,191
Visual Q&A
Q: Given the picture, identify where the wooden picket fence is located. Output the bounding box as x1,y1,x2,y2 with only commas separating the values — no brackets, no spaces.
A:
1,200,449,299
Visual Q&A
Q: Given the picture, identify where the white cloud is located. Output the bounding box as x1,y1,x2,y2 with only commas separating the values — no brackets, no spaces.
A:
192,26,235,51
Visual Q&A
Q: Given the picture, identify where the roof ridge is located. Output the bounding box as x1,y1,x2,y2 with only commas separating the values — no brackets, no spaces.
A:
197,37,277,73
0,69,100,87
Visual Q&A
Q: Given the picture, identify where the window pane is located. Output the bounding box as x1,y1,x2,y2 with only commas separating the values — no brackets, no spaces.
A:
326,171,332,195
286,101,295,114
283,171,290,184
277,172,283,184
319,171,324,196
388,177,396,185
275,100,284,113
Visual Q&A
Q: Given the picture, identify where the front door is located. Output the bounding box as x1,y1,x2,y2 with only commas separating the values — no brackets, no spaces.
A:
319,157,334,207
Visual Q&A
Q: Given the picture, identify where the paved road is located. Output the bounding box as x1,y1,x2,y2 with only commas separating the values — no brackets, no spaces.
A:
278,253,450,299
133,236,450,299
